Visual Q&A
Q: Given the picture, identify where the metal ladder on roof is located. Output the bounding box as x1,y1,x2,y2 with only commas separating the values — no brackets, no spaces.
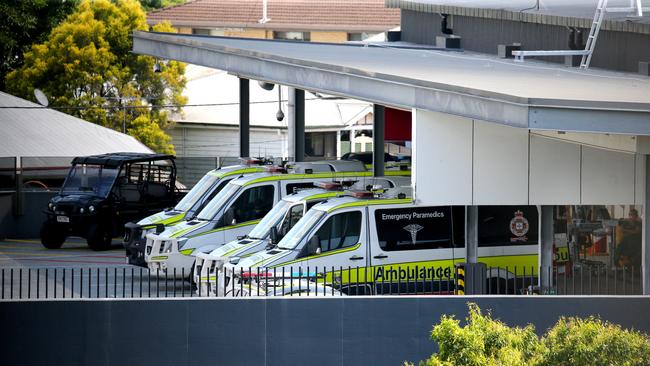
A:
579,0,609,69
512,0,646,69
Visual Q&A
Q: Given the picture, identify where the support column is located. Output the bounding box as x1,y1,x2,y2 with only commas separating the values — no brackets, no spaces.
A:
465,206,478,263
288,88,305,162
641,155,650,295
287,87,295,161
539,205,554,292
295,89,305,162
336,130,342,159
239,78,250,158
373,104,385,177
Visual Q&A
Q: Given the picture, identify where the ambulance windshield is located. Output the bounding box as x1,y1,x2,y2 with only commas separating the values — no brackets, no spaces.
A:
277,209,325,250
196,183,241,221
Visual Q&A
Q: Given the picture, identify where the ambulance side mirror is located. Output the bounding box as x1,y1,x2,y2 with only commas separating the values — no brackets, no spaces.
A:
224,207,236,226
308,235,321,255
270,226,279,244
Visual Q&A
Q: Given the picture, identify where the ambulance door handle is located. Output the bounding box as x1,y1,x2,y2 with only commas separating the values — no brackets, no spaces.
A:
349,256,364,261
373,254,388,259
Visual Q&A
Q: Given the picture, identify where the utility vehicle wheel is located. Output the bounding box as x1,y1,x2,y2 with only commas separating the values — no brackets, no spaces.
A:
40,221,66,249
86,224,112,251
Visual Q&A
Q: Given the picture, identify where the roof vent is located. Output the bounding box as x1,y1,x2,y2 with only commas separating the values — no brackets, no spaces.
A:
498,43,521,59
436,35,461,49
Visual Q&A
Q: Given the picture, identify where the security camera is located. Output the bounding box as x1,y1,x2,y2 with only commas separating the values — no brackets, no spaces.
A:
258,81,275,91
276,109,285,121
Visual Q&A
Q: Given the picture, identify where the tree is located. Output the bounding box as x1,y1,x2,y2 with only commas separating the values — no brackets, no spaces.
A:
0,0,79,91
139,0,187,11
6,0,186,154
411,303,650,366
414,303,545,366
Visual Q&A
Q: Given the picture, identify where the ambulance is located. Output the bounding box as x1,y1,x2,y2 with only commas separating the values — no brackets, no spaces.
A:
220,188,539,295
194,176,412,293
222,274,345,297
144,160,391,278
123,162,266,266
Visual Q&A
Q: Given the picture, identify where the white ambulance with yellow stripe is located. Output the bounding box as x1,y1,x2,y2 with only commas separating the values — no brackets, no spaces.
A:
144,160,398,278
221,189,539,295
123,163,266,266
194,176,412,293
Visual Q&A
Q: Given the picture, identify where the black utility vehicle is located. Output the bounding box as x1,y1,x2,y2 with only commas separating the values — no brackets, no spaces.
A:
41,153,179,250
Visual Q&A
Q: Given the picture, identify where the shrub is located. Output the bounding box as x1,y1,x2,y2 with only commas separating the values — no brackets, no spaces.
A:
540,316,650,366
411,304,650,366
414,303,546,366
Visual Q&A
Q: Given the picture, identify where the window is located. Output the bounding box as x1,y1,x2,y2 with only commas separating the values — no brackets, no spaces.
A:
375,207,452,251
230,185,275,224
348,33,364,42
279,203,305,236
286,182,317,195
273,31,310,41
192,28,224,36
185,179,230,218
174,173,221,212
347,32,379,41
478,206,539,247
307,211,361,254
305,132,337,158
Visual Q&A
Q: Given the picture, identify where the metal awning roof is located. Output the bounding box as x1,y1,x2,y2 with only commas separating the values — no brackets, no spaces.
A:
133,31,650,134
387,0,650,34
390,0,650,23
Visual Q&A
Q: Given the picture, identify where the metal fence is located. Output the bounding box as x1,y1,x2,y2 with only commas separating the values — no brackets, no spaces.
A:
175,156,285,188
0,156,269,193
0,264,642,300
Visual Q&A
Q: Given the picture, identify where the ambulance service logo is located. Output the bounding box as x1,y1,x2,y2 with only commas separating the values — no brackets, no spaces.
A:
509,210,529,242
403,224,424,244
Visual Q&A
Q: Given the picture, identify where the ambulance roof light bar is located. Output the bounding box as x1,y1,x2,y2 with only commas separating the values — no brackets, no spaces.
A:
346,190,374,199
265,166,287,173
315,181,343,191
239,157,274,166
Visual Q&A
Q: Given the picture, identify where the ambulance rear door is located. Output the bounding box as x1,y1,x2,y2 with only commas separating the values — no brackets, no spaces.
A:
368,205,456,294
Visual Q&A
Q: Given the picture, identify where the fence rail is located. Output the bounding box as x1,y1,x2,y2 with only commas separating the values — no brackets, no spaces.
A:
0,264,641,300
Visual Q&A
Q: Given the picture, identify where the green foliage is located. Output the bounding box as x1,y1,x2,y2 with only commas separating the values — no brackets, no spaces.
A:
128,114,175,155
416,303,545,366
5,0,186,153
540,316,650,366
411,304,650,366
139,0,187,11
0,0,79,90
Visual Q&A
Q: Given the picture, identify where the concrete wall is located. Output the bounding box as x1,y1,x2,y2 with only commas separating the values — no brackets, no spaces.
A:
0,191,54,239
173,27,350,43
412,109,643,205
224,28,270,39
401,10,650,73
311,31,348,43
1,296,649,366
